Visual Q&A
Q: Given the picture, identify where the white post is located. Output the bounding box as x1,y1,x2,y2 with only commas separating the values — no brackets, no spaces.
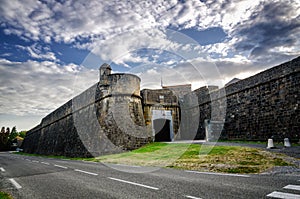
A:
284,138,291,147
267,139,275,149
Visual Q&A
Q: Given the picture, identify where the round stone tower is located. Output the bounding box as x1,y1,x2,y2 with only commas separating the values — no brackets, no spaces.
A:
22,63,152,158
95,70,152,154
99,63,112,84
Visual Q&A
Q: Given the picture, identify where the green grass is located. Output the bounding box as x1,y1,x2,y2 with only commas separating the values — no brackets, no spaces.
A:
96,142,294,174
14,143,294,174
0,191,13,199
132,142,169,153
96,143,192,167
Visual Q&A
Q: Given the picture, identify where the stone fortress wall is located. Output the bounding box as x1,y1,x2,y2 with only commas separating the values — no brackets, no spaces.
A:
23,57,300,157
22,64,152,157
182,56,300,141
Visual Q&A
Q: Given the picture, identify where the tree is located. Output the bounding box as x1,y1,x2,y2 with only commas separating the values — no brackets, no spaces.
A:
0,127,5,148
18,131,27,139
9,126,18,142
5,127,10,134
0,127,27,150
0,127,10,151
4,127,10,144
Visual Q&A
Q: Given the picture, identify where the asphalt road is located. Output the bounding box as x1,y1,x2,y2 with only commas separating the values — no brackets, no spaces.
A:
1,152,300,199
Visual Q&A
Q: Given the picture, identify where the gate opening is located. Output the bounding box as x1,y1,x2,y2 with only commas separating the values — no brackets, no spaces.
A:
151,110,173,142
153,119,171,142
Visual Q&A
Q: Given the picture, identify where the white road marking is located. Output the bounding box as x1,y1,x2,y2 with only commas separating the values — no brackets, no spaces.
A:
0,167,5,172
54,164,68,169
184,195,202,199
32,160,39,163
267,191,300,199
25,159,31,161
185,170,250,178
41,162,50,165
108,177,159,190
74,169,98,176
284,185,300,191
9,178,22,189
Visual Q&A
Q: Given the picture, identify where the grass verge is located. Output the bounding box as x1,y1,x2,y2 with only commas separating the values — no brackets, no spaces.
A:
0,191,13,199
14,143,294,174
96,142,293,174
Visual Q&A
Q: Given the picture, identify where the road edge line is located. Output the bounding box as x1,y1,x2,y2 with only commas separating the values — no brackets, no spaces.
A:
184,195,202,199
74,169,98,176
108,177,159,190
184,170,250,177
54,164,68,169
9,178,22,189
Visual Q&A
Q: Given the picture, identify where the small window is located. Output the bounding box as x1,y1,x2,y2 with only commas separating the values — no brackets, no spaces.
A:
159,95,164,100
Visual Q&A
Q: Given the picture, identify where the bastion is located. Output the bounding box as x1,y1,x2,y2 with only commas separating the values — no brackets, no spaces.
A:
22,64,152,157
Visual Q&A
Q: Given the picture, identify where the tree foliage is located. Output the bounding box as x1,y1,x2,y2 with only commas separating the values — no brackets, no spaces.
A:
0,126,26,151
9,126,18,141
18,131,27,139
0,127,10,150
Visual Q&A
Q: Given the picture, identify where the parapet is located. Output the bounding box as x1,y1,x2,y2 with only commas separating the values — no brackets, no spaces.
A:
106,73,141,97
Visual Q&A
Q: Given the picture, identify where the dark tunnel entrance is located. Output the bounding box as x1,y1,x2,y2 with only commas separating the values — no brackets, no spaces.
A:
153,119,171,142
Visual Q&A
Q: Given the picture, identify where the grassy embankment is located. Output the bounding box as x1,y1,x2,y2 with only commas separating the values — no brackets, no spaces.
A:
96,142,292,173
15,142,294,174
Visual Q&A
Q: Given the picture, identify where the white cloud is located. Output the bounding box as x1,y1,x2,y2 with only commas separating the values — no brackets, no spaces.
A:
0,59,97,117
130,59,224,90
219,0,264,32
1,0,298,66
87,29,174,63
0,0,299,129
16,44,57,61
26,44,57,61
0,0,177,43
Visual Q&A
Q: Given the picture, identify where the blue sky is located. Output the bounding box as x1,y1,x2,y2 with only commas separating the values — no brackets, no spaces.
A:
0,0,299,130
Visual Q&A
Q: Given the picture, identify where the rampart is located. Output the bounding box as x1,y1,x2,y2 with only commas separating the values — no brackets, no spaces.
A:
182,56,300,141
22,71,152,157
23,57,300,157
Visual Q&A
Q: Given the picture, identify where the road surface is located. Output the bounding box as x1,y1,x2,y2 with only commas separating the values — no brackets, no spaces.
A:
0,152,300,199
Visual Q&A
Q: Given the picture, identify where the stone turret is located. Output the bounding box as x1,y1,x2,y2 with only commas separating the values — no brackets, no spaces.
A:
99,63,112,84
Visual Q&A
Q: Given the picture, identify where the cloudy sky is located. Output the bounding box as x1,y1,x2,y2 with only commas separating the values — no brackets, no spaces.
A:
0,0,299,131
